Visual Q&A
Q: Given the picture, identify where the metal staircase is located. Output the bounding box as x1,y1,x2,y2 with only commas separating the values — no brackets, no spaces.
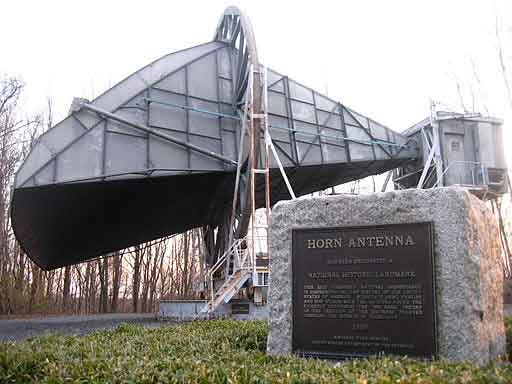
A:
199,238,253,315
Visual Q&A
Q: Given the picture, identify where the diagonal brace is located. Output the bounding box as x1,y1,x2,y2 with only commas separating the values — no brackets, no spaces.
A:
81,103,237,166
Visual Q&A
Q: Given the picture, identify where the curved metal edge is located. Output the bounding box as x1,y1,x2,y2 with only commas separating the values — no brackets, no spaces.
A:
211,6,263,256
214,6,259,65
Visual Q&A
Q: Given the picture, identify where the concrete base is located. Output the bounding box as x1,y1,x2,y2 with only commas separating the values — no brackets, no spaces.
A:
159,300,269,321
267,187,505,364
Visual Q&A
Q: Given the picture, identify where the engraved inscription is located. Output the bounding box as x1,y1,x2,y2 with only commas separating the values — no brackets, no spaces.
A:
306,234,416,249
292,223,436,359
302,283,424,320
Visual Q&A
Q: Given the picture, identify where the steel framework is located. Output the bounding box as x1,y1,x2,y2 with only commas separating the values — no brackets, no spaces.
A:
11,6,418,270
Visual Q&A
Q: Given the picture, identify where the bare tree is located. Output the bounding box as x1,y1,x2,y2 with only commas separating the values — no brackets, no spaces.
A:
110,252,123,312
494,11,512,108
98,257,109,313
131,245,142,312
62,266,71,312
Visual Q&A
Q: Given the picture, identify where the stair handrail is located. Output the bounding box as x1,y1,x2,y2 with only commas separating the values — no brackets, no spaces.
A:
206,237,247,306
237,240,252,270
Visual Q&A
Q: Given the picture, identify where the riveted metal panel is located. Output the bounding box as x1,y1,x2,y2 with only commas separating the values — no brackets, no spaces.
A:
57,125,103,182
188,53,218,101
105,132,147,174
154,69,186,94
268,92,288,117
149,133,189,170
189,135,224,170
291,100,316,124
317,110,342,130
148,91,187,132
315,93,337,112
34,161,54,185
289,80,314,103
188,98,221,138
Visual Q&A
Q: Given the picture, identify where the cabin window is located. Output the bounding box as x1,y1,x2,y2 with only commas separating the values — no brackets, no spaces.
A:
450,140,462,152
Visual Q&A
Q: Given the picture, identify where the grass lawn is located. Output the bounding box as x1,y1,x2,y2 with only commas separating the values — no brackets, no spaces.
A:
1,320,511,383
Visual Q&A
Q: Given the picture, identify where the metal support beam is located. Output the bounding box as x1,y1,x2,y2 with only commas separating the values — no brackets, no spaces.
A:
81,103,237,166
144,97,240,120
381,170,392,192
430,102,444,187
417,145,436,189
268,132,296,200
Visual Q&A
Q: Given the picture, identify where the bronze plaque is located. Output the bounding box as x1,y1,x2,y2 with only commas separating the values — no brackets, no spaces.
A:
231,302,250,315
292,222,436,359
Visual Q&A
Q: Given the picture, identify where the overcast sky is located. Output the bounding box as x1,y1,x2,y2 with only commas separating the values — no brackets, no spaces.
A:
1,0,510,161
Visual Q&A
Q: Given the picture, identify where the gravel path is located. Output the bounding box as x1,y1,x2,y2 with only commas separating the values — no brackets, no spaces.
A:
0,313,163,342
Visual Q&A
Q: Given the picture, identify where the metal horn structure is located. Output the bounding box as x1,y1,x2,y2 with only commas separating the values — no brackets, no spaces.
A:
10,6,419,271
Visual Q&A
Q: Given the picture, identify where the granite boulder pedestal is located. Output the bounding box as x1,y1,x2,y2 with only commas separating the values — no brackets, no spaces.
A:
267,187,505,364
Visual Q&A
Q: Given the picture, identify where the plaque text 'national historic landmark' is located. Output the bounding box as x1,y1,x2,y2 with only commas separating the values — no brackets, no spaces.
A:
292,222,436,358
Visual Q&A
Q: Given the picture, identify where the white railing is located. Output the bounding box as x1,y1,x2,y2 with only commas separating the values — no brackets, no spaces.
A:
205,237,253,306
200,232,272,314
434,161,488,188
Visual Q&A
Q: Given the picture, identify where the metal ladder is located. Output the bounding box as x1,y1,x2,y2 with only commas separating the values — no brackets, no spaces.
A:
199,65,297,315
247,65,297,301
249,65,271,288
